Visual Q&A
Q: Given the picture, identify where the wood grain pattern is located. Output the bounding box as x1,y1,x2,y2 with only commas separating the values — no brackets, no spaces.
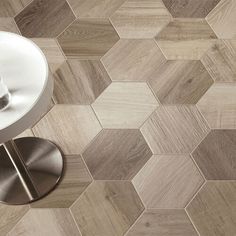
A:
148,60,213,104
92,82,159,128
192,130,236,180
15,0,75,37
67,0,126,18
162,0,220,18
156,19,217,60
206,0,236,39
110,0,171,38
53,60,111,104
127,209,198,236
83,129,152,180
101,39,166,82
31,155,92,208
133,155,204,208
8,209,81,236
0,17,20,33
197,83,236,128
32,105,102,154
71,181,144,236
140,106,210,154
57,19,119,59
201,40,236,82
186,182,236,236
16,129,34,138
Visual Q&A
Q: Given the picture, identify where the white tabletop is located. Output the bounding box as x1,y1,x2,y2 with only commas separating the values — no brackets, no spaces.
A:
0,32,52,144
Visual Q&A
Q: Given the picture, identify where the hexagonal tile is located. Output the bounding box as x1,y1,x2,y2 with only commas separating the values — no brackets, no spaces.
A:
186,182,236,236
201,40,236,82
101,39,166,82
155,19,217,60
67,0,126,18
148,60,213,104
32,105,102,154
92,82,158,128
53,60,111,104
8,209,81,236
15,0,75,37
140,106,210,154
126,209,198,236
0,17,20,34
110,0,171,39
71,181,144,236
133,155,204,208
197,83,236,128
192,130,236,180
31,155,92,208
83,129,152,180
162,0,221,18
57,19,120,59
206,0,236,39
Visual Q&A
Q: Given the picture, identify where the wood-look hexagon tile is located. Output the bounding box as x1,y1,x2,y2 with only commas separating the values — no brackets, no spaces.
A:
32,105,102,155
83,129,152,180
53,60,111,105
16,129,34,138
192,130,236,180
0,18,20,34
8,209,81,236
126,209,198,236
101,39,166,82
206,0,236,39
71,181,144,236
201,40,236,82
0,204,29,235
155,19,217,60
57,19,119,59
186,182,236,236
148,60,213,104
92,82,159,129
31,155,92,208
31,38,65,73
197,83,236,128
110,0,171,39
162,0,221,18
133,155,204,209
15,0,75,37
67,0,126,18
0,0,31,17
140,106,210,154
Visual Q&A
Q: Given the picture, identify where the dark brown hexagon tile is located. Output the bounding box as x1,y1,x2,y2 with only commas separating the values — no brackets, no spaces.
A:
15,0,75,37
70,181,144,236
53,60,111,104
57,18,120,59
186,182,236,236
83,129,152,180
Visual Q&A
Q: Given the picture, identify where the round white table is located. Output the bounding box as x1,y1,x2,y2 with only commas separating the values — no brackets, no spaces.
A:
0,31,63,205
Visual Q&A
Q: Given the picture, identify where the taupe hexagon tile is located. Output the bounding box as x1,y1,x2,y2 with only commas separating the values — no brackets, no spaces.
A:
133,155,204,209
92,82,159,128
155,19,217,60
197,83,236,128
53,60,111,104
83,129,152,180
140,106,210,154
126,209,198,236
70,181,144,236
8,209,81,236
15,0,75,37
57,18,119,59
0,17,20,34
147,60,213,104
186,182,236,236
110,0,171,39
31,155,92,208
101,39,166,82
32,105,102,154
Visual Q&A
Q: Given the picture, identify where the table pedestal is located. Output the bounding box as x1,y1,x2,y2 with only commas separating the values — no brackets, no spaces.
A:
0,137,63,205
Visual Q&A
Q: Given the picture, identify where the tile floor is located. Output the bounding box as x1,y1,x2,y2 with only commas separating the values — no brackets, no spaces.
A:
1,0,236,235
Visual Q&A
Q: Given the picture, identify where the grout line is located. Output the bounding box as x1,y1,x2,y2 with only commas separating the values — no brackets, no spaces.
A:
56,17,77,39
13,0,34,18
185,208,201,236
80,153,94,181
69,208,83,236
65,0,77,19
